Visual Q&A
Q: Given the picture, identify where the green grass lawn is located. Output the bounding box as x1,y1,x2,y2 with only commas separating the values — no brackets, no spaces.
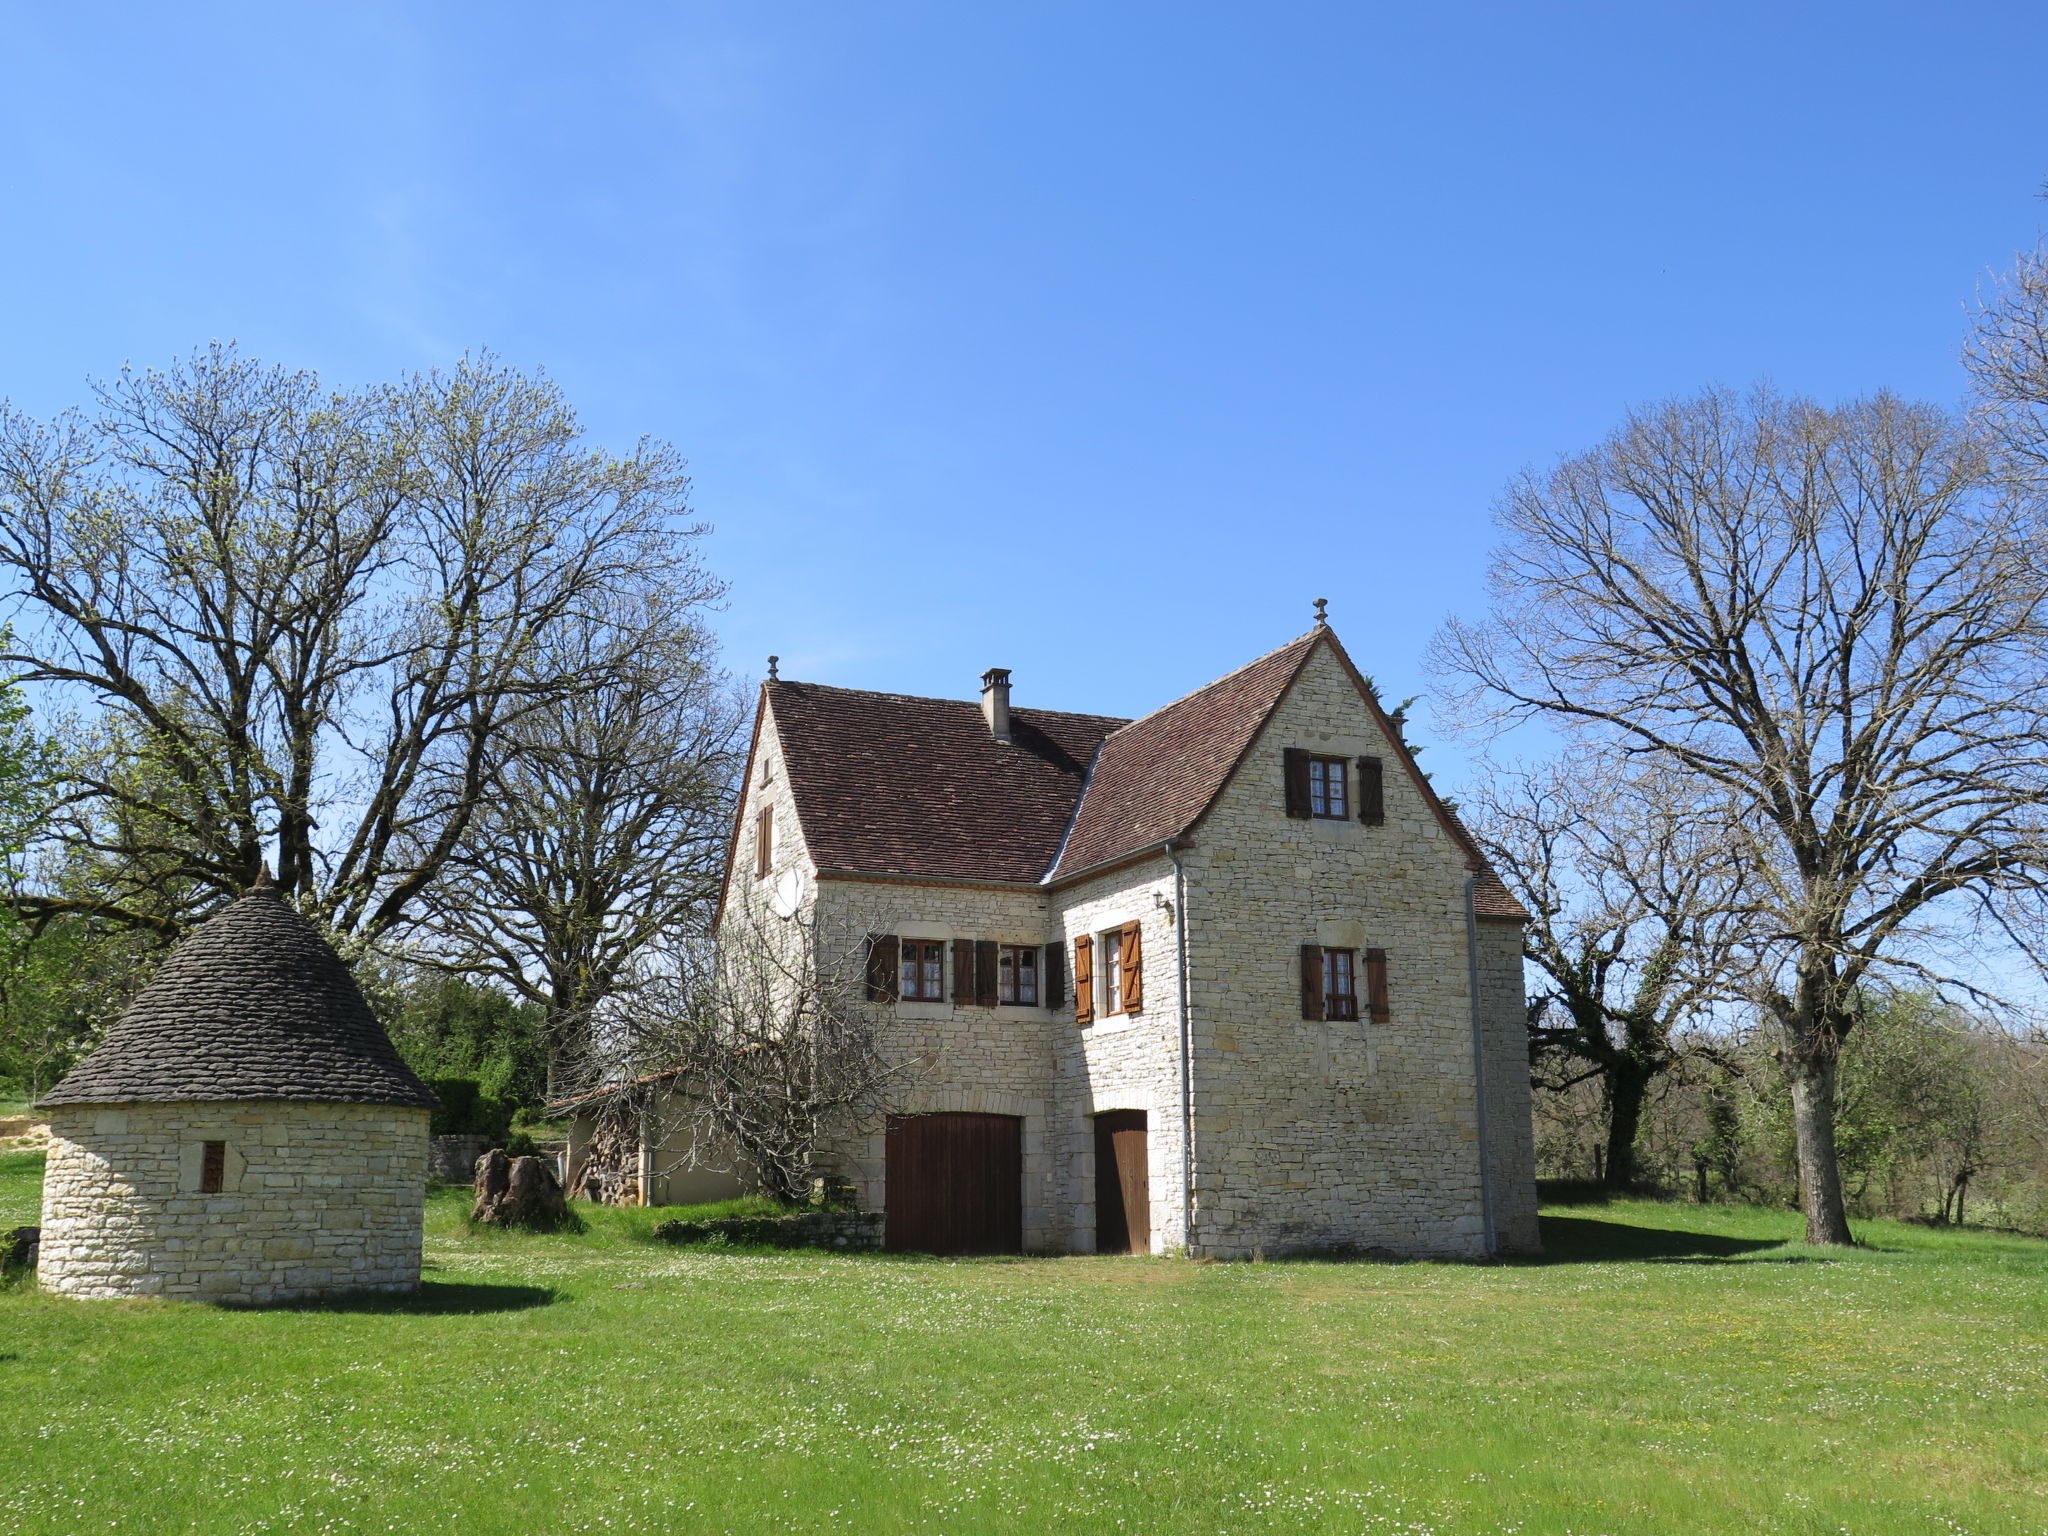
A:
3,1150,2045,1535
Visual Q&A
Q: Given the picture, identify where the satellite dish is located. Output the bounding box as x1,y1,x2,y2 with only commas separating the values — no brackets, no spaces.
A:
771,868,805,918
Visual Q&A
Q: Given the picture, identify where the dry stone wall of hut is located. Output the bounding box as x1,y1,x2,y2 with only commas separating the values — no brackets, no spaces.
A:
38,1102,429,1303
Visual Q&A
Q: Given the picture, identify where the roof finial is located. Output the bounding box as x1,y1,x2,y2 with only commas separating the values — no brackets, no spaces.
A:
767,655,780,681
1313,597,1329,627
249,864,276,894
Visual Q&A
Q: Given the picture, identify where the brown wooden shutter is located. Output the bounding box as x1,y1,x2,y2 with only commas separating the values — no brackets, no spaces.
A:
1073,935,1094,1025
754,805,773,876
1043,943,1065,1010
1282,747,1312,818
1300,945,1324,1020
866,934,900,1001
951,939,977,1005
1365,947,1391,1022
1357,756,1385,826
1118,922,1143,1013
975,940,1000,1007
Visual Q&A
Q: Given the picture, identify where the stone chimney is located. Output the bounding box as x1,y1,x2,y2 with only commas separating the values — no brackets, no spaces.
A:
980,667,1013,744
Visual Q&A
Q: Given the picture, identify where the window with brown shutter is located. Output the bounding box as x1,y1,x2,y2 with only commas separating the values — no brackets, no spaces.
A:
753,805,774,878
1117,922,1143,1013
974,940,1000,1007
998,945,1040,1005
866,934,901,1001
951,939,977,1004
901,940,946,1001
1307,756,1349,818
200,1140,226,1194
1357,755,1385,826
1302,946,1360,1020
1322,949,1358,1021
1365,947,1391,1022
1073,934,1094,1025
1282,747,1312,818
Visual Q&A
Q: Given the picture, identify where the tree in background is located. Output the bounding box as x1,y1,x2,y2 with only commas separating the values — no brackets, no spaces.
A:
1464,751,1751,1191
1436,386,2048,1245
0,345,714,941
406,592,745,1096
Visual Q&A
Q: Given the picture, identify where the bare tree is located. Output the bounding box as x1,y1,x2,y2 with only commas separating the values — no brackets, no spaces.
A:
0,345,711,940
409,593,746,1094
1465,751,1752,1190
1969,237,2048,483
1434,387,2048,1244
576,905,921,1207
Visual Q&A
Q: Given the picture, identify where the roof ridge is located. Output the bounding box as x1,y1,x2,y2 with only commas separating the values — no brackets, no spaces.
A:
768,678,1130,727
1099,630,1322,742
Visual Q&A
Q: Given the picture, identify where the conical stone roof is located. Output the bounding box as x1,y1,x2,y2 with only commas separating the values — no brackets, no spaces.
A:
36,884,438,1110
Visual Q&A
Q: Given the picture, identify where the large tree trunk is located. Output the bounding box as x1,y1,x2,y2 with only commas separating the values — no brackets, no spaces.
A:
1602,1063,1649,1192
1785,1047,1855,1245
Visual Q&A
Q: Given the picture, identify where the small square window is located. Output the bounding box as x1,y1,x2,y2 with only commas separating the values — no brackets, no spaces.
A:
998,945,1039,1006
900,940,945,1001
1308,757,1349,819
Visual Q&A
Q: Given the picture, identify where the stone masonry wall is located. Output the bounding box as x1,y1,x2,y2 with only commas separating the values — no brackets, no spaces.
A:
1476,916,1541,1251
37,1101,429,1303
1050,860,1188,1253
1174,644,1531,1259
805,874,1061,1247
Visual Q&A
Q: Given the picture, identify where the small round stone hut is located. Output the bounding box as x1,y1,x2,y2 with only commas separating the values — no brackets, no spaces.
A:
34,879,438,1303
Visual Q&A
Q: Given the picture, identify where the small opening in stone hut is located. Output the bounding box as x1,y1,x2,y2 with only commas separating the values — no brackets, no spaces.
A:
200,1140,226,1194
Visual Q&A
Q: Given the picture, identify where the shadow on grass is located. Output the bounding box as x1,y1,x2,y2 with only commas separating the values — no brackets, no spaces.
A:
251,1281,557,1315
1528,1214,1796,1265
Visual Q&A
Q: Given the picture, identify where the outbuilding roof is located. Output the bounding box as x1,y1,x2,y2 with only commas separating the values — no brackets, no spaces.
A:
35,883,438,1109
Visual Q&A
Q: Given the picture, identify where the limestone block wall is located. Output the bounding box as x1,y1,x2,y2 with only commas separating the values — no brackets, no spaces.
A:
1475,917,1541,1252
802,875,1062,1246
1050,860,1189,1254
1174,644,1510,1259
37,1101,429,1303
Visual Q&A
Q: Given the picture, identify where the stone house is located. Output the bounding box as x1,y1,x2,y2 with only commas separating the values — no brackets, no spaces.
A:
34,878,437,1303
590,622,1539,1259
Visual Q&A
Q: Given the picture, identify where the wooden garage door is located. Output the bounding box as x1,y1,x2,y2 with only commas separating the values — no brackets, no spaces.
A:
1094,1110,1150,1255
885,1112,1023,1255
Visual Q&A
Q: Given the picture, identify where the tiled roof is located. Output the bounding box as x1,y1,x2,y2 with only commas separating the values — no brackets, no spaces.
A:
767,682,1126,884
1048,633,1321,879
36,886,439,1109
762,630,1527,918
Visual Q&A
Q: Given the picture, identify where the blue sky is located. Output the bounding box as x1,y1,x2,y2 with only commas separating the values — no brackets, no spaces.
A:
3,2,2045,785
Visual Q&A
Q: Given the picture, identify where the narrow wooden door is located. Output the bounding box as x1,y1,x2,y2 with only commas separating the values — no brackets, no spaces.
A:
885,1113,1023,1255
1094,1110,1150,1255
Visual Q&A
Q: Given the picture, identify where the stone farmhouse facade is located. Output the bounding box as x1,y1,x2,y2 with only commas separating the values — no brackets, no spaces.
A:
695,622,1540,1259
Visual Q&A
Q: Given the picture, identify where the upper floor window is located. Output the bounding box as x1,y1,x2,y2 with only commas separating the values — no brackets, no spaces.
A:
1301,943,1388,1022
1283,749,1387,825
900,939,946,1001
1074,923,1142,1024
1308,757,1348,819
998,945,1039,1006
753,805,774,878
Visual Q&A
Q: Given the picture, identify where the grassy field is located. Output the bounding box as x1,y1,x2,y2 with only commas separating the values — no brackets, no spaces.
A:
3,1151,2045,1534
